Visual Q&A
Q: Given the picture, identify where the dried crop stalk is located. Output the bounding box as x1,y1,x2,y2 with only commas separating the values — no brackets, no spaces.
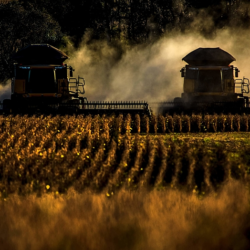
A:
92,140,117,190
151,114,158,134
139,139,155,188
126,139,145,188
155,138,168,186
173,114,182,132
143,115,150,133
158,115,166,133
241,114,248,132
183,115,191,132
166,115,174,133
106,139,130,192
226,114,234,132
135,114,141,133
124,114,132,134
234,114,241,132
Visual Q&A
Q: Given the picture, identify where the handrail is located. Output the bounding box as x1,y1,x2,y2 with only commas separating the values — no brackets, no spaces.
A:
235,77,249,94
68,76,85,96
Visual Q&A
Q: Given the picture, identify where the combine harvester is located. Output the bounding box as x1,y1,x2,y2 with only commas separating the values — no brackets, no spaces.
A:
158,47,250,114
3,44,149,115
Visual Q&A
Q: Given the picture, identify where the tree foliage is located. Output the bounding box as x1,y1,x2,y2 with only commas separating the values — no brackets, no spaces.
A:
0,1,62,81
0,0,250,81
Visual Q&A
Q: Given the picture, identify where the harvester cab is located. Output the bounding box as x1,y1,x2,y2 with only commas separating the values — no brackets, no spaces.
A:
176,48,250,110
6,44,86,112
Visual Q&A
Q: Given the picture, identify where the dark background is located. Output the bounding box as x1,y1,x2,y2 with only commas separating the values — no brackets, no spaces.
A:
0,0,249,82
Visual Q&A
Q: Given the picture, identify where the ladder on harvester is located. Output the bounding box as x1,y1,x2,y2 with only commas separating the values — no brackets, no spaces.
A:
68,76,85,97
235,77,250,94
235,77,250,108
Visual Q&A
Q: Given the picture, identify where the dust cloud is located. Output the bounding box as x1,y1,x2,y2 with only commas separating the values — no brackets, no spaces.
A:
0,80,11,102
69,28,250,103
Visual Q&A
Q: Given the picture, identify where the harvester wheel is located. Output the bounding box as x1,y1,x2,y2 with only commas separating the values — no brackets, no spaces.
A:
3,99,12,112
58,105,79,114
236,98,245,110
173,97,183,108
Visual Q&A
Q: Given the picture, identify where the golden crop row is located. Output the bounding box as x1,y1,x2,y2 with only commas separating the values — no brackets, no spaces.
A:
1,113,250,135
0,114,249,197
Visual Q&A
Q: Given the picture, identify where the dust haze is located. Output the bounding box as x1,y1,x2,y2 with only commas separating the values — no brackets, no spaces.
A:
69,28,250,103
0,80,11,102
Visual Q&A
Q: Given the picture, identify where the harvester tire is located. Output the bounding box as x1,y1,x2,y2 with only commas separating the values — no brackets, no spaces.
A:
3,99,12,112
173,97,183,108
58,106,79,114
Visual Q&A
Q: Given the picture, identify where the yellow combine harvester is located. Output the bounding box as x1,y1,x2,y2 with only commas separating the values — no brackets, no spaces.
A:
176,47,249,110
4,44,149,115
6,44,85,112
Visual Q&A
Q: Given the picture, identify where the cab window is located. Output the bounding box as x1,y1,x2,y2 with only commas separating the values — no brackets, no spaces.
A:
196,70,222,92
28,69,56,93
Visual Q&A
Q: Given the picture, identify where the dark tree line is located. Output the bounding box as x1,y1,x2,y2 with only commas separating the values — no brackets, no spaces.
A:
0,0,250,81
0,1,61,81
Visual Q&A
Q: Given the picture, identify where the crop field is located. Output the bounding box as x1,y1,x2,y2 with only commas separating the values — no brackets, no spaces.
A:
0,114,250,249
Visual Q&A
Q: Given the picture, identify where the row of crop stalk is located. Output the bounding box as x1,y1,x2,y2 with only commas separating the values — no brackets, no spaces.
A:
0,131,250,196
143,113,250,133
1,113,250,135
0,114,249,197
93,113,250,134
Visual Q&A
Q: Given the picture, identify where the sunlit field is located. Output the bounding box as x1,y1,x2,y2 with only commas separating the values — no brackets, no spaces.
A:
0,114,250,249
